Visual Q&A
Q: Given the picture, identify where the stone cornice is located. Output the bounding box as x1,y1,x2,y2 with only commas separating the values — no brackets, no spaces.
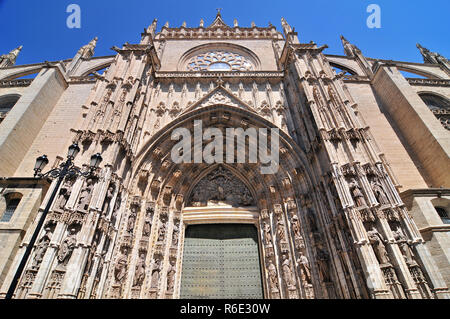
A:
0,79,33,87
400,188,450,208
406,78,450,87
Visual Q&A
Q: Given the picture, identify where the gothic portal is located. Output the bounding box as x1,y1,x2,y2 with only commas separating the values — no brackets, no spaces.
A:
0,12,449,299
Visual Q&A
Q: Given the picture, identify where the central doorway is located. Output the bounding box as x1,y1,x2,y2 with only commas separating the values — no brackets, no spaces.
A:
180,224,263,299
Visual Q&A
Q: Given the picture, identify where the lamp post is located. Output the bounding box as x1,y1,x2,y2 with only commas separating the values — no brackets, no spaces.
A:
5,144,102,299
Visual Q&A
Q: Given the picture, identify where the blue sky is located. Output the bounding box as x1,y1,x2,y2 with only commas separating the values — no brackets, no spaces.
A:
1,0,449,66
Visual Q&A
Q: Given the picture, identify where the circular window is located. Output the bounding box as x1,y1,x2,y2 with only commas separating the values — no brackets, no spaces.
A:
186,50,254,72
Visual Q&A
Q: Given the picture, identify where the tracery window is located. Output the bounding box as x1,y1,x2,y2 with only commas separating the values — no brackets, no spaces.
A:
186,51,253,72
419,93,450,130
0,94,20,124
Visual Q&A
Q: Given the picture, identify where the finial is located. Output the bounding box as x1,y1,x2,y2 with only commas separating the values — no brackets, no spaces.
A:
251,21,256,27
216,8,222,16
233,19,238,27
164,21,169,28
182,21,186,27
200,18,204,27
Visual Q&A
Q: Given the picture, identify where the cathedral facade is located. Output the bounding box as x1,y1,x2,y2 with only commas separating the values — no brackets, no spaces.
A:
0,13,449,299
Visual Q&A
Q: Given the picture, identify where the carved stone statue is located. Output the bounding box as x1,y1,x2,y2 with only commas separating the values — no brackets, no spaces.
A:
157,222,166,242
143,211,153,237
267,260,279,292
367,226,390,265
55,178,73,211
263,222,272,246
297,251,311,284
103,184,115,215
77,178,94,212
57,228,77,267
133,253,146,287
277,216,286,242
127,206,137,234
281,255,296,288
111,195,121,225
172,220,179,247
393,227,414,264
370,180,389,205
32,227,52,269
150,258,161,288
166,260,176,292
349,179,366,207
114,247,128,283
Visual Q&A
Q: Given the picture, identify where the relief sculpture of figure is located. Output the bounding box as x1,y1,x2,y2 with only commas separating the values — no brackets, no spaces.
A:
56,179,73,210
349,178,366,207
370,180,389,205
281,255,296,288
127,206,137,234
158,222,166,242
277,216,286,242
267,260,279,292
172,221,179,247
32,227,53,269
392,227,414,264
367,226,390,265
166,260,176,292
114,247,128,284
133,253,146,287
317,247,331,282
103,184,115,215
150,258,161,288
57,228,77,267
77,178,94,212
297,251,312,284
264,222,272,246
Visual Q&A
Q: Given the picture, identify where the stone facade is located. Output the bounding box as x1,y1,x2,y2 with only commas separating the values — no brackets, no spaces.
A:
0,13,449,299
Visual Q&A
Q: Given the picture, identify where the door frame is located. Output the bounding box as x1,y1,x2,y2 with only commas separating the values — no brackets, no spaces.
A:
175,205,267,299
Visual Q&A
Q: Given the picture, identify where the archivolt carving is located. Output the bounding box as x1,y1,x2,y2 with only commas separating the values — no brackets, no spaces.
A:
188,166,255,207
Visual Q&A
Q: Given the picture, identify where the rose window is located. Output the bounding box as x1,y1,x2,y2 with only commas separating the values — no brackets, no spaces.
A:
186,51,253,72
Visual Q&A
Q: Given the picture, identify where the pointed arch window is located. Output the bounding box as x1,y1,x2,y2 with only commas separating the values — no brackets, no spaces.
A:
1,192,23,222
0,94,21,124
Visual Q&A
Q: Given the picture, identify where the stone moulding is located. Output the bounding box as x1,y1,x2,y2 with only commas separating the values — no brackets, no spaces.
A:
155,71,285,79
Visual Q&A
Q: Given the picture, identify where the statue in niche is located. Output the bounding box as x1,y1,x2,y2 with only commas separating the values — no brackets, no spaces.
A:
349,178,366,207
370,180,389,205
150,258,161,288
111,195,121,225
77,178,94,212
57,227,78,268
267,260,279,292
291,215,304,248
392,227,414,264
102,184,115,215
127,206,137,234
172,220,179,247
281,254,296,288
297,251,312,284
277,216,286,242
367,226,390,265
55,178,73,211
263,222,273,246
85,231,100,275
317,247,331,282
32,227,53,269
133,253,146,287
143,208,153,237
114,247,128,283
166,259,176,292
157,221,166,242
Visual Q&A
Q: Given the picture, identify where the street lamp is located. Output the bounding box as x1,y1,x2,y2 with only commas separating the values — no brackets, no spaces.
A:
5,144,102,299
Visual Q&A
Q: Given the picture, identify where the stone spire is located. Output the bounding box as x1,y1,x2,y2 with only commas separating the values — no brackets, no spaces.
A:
281,18,299,44
147,19,158,37
77,37,98,59
340,35,361,58
0,46,23,68
416,43,450,71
